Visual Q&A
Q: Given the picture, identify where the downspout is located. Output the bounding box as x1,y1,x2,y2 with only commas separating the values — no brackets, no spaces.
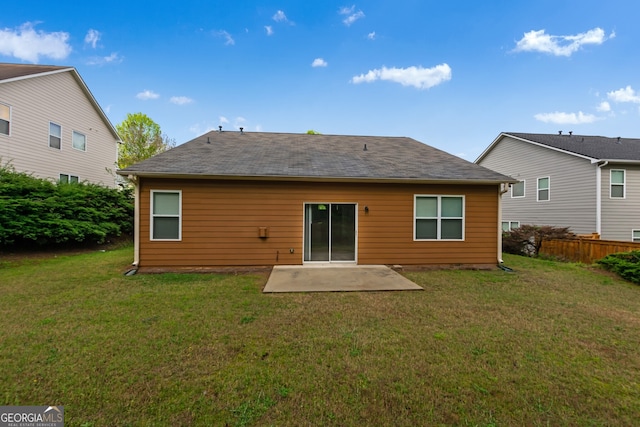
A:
128,175,140,267
595,161,608,236
497,183,509,264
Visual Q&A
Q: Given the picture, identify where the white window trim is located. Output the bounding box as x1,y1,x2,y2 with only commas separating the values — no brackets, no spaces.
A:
610,169,626,199
72,130,87,152
632,229,640,243
502,221,520,232
59,173,79,184
413,195,465,241
537,176,550,202
49,121,62,150
0,102,11,137
511,180,525,198
150,190,182,241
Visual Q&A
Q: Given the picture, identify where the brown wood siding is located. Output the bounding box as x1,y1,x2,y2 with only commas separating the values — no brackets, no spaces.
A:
138,179,500,267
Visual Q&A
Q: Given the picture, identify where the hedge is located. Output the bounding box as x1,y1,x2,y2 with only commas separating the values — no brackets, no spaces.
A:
0,165,133,248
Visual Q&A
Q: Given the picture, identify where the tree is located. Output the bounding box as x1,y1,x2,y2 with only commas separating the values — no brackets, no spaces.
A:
306,129,321,134
116,113,175,169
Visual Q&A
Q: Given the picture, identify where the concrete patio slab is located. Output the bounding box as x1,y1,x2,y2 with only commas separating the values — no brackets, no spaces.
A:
263,264,423,293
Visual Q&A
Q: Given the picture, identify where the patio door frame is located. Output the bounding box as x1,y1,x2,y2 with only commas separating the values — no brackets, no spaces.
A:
303,202,358,264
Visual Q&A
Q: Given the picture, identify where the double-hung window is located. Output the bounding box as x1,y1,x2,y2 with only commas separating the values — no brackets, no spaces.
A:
0,102,10,135
72,131,86,151
414,195,464,240
511,181,525,198
151,190,182,240
537,177,550,201
610,170,625,198
49,122,61,149
632,230,640,243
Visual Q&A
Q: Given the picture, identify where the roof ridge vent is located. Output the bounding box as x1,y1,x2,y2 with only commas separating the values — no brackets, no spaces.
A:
239,127,244,134
568,131,573,136
363,143,368,151
558,130,562,135
617,136,621,143
218,126,222,132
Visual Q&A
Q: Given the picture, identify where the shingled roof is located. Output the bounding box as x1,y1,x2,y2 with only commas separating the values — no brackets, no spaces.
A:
118,131,514,184
0,63,71,82
478,132,640,162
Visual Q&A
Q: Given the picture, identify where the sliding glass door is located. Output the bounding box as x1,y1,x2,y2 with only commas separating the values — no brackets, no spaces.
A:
304,203,356,262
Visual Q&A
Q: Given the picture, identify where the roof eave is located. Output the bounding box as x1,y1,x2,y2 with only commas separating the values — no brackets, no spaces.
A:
116,171,515,185
476,132,597,163
592,159,640,165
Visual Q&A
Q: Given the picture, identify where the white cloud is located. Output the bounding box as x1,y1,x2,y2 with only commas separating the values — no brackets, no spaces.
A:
596,101,611,112
215,30,235,46
136,90,160,100
534,111,598,124
339,6,365,26
312,58,327,67
219,116,229,124
367,31,376,40
86,52,123,66
0,22,72,63
351,64,452,90
607,86,640,103
513,27,613,57
265,25,273,36
84,29,100,48
170,96,193,105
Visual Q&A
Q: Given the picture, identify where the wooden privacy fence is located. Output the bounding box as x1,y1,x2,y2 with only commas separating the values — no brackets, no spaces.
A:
540,238,640,264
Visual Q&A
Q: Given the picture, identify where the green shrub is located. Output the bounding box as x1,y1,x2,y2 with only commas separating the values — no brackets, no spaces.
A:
0,165,133,248
597,251,640,284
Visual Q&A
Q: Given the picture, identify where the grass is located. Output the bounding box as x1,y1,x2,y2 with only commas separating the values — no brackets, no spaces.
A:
1,246,639,426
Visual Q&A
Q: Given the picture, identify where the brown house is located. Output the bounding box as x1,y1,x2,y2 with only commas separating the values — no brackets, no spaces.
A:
117,131,515,270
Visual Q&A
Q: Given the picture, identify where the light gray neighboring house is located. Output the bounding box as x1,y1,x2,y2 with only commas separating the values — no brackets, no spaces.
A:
476,132,640,242
0,63,120,187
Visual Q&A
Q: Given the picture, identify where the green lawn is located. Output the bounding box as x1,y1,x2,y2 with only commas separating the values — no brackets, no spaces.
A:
1,246,639,426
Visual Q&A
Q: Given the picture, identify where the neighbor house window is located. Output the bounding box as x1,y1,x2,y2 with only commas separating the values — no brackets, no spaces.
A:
72,131,86,151
49,122,61,149
633,230,640,243
151,190,182,240
537,177,550,201
414,195,464,240
59,174,79,184
511,181,525,198
0,102,10,135
610,170,625,198
502,221,520,232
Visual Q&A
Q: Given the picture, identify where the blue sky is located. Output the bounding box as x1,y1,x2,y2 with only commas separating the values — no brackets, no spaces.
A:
2,1,639,160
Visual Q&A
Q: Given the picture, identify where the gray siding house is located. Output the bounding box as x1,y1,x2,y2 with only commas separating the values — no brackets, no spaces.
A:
476,132,640,242
0,63,120,187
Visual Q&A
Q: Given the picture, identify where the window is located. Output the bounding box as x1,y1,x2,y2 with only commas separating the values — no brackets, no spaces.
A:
151,190,181,240
502,221,520,232
537,177,550,201
610,170,625,198
633,230,640,243
72,131,86,151
511,181,525,198
0,102,10,135
49,122,61,149
415,195,464,240
59,174,79,184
